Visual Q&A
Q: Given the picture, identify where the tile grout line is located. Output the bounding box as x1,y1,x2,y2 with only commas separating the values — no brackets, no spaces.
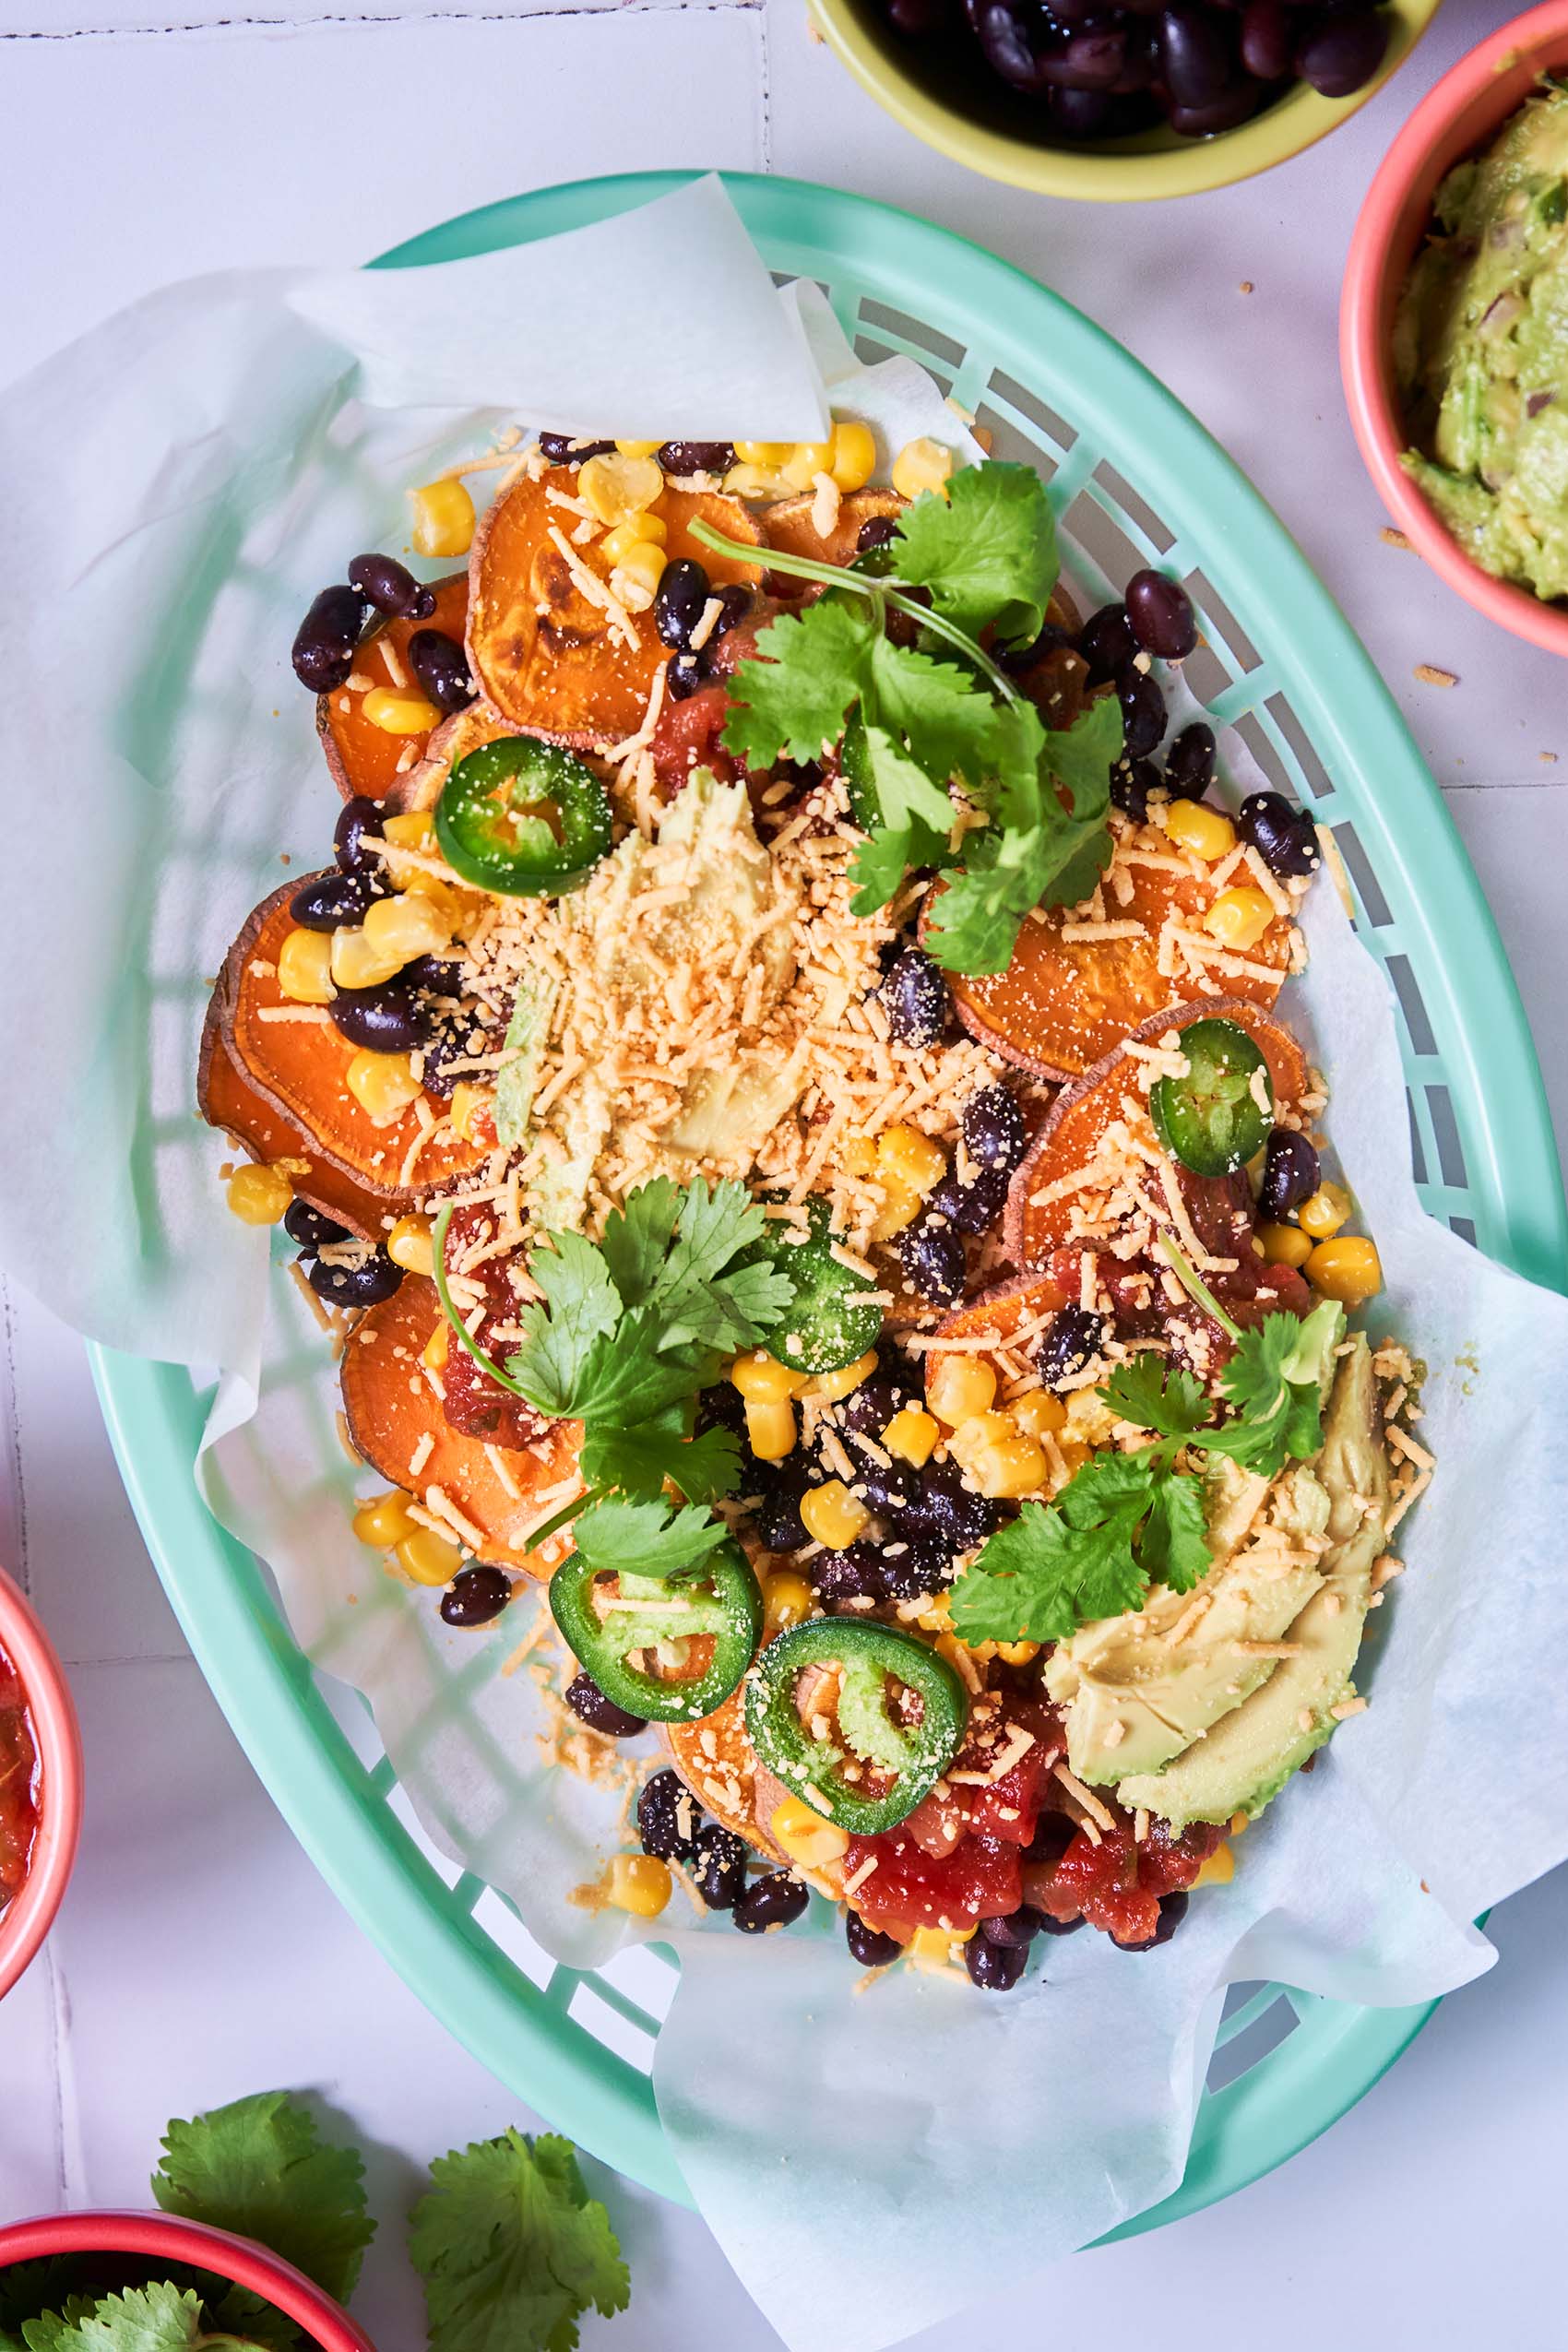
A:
0,1277,32,1599
757,0,772,174
0,1,757,39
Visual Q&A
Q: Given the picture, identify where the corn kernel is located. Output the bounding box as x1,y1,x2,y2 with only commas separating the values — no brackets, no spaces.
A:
883,1406,940,1467
734,439,794,466
421,1322,449,1372
844,1135,877,1177
877,1123,946,1195
946,1410,1016,1474
1297,1180,1352,1240
1204,886,1275,952
809,1349,878,1405
608,538,667,612
994,1641,1040,1667
1012,1389,1067,1439
723,463,794,502
409,477,475,559
605,1853,671,1918
613,438,662,459
927,1354,997,1429
800,1480,869,1550
919,1593,954,1636
276,926,337,1005
771,1796,849,1871
781,439,836,492
381,809,435,849
449,1081,496,1144
908,1922,975,1971
578,450,663,527
330,925,405,992
1193,1842,1235,1889
870,1172,922,1241
225,1162,292,1226
1305,1235,1383,1306
731,1348,811,1403
395,1526,465,1586
828,420,876,493
600,514,668,565
1258,1219,1313,1269
1164,799,1238,861
745,1396,798,1462
362,890,453,963
935,1632,975,1681
346,1049,421,1123
1057,1438,1092,1478
890,437,955,502
352,1491,416,1550
387,1215,434,1276
762,1570,814,1633
971,1433,1049,1500
362,686,440,736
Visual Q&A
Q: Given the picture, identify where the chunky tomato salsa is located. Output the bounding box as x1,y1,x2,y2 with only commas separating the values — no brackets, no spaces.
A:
0,1639,40,1916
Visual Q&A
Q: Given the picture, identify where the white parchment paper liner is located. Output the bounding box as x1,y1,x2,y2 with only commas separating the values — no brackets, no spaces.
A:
4,178,1566,2352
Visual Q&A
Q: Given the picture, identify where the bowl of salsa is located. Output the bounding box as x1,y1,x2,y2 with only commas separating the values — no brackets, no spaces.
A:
0,1565,82,2001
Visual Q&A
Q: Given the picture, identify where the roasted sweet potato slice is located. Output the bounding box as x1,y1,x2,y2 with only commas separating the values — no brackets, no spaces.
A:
469,479,762,749
665,1690,786,1868
341,1276,581,1578
934,844,1295,1084
198,990,393,1241
384,703,520,816
761,487,902,573
925,1272,1072,1401
220,877,492,1199
317,573,469,803
1004,998,1310,1267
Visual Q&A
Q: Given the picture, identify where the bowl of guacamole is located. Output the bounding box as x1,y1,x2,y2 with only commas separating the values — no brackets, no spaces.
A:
1342,3,1568,655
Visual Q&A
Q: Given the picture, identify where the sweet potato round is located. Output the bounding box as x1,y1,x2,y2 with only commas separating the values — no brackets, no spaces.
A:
316,573,469,803
664,1689,786,1869
197,982,393,1242
384,702,523,816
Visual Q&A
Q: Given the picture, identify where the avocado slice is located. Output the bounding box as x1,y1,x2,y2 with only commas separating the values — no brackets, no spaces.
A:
493,971,558,1152
1114,1335,1392,1832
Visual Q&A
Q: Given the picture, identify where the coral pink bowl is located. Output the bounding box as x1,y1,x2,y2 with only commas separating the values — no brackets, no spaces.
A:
0,2214,377,2352
0,1566,82,2002
1341,0,1568,656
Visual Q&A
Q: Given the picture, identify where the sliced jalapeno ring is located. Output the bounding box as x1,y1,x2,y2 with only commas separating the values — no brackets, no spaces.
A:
435,737,613,897
744,1620,968,1835
745,1194,883,1378
550,1542,762,1724
1149,1016,1274,1180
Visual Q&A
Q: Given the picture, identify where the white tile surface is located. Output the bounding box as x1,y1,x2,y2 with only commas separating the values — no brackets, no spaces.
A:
2,2,1565,2346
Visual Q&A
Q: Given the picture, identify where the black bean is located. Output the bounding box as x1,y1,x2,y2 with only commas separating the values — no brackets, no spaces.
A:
668,655,706,701
839,1375,909,1438
419,1021,483,1100
1110,754,1158,822
733,1872,810,1934
538,433,614,465
1158,3,1231,105
1238,789,1320,878
709,583,752,639
813,1541,889,1604
1240,0,1292,78
330,981,435,1055
1125,568,1198,661
1047,83,1116,136
692,1823,749,1910
334,795,386,880
440,1565,513,1627
883,948,952,1048
853,1455,921,1514
847,1910,903,1966
980,1906,1045,1948
408,627,475,714
1025,1812,1077,1864
1116,663,1167,759
1077,601,1137,685
1164,720,1217,800
927,1167,1007,1239
895,1458,996,1556
999,620,1072,676
1117,1889,1191,1951
657,440,736,477
564,1673,647,1739
973,0,1052,91
857,514,899,553
756,1485,809,1555
308,1249,402,1310
1294,6,1387,96
637,1768,701,1863
404,953,466,998
963,1083,1028,1177
1037,1302,1108,1391
1041,23,1128,89
291,585,368,693
899,1218,967,1308
654,559,711,652
1258,1126,1320,1218
1169,77,1263,135
1033,1909,1087,1937
880,1538,951,1600
283,1199,350,1252
348,552,435,621
966,1934,1028,1990
289,870,375,931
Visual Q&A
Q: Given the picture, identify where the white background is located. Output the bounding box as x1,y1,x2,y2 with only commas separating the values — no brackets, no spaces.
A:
2,2,1565,2346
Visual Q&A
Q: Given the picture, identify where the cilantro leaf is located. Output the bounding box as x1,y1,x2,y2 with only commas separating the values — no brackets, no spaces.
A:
649,1179,795,1351
570,1494,731,1580
857,719,957,837
721,598,877,769
949,1446,1210,1641
849,820,944,916
865,636,1002,794
18,2300,103,2352
579,1411,740,1505
1213,1301,1346,1476
151,2090,374,2305
1137,1470,1211,1594
1100,1353,1211,1441
409,2128,629,2352
893,463,1059,647
596,1178,681,1308
34,2283,263,2352
509,1233,624,1416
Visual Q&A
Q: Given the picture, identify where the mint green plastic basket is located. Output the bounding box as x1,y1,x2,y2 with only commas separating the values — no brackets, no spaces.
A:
89,173,1566,2233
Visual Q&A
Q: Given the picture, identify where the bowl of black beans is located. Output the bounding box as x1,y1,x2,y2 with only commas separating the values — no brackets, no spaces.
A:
808,0,1441,198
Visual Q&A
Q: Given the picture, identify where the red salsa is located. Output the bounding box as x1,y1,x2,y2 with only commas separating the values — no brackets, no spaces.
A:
0,1639,40,1916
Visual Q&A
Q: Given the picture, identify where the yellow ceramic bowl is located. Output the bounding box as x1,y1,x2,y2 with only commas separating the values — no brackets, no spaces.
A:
809,0,1443,201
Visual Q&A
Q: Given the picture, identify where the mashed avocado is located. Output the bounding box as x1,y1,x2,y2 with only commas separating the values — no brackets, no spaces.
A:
1396,81,1568,601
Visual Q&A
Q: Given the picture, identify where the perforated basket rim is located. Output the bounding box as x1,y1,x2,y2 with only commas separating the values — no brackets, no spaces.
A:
89,171,1566,2236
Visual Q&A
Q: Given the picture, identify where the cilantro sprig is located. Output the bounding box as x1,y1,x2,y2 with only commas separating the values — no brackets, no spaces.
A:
690,459,1122,976
410,2130,629,2352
